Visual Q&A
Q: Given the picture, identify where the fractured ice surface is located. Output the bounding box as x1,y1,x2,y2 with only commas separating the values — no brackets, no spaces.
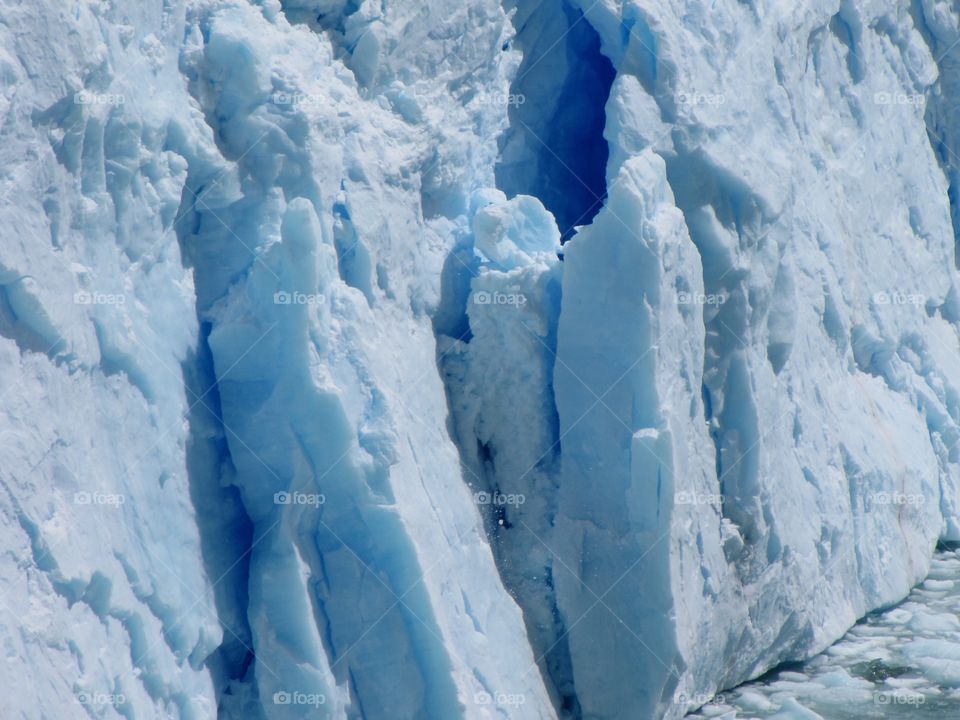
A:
5,0,960,717
445,0,960,718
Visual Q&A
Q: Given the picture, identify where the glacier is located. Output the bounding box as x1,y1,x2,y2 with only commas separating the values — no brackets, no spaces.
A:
5,0,960,718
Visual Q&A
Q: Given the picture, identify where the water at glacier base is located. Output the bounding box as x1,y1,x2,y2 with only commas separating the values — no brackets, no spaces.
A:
689,550,960,719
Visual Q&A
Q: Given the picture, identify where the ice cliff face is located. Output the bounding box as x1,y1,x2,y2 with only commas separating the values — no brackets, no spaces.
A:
5,0,960,718
2,0,553,717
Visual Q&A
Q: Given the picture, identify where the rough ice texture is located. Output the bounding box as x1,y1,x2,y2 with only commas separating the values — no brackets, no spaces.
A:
446,0,960,718
5,0,960,719
0,0,554,717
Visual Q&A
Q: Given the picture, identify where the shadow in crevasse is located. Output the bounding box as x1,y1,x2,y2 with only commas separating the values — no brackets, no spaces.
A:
181,321,262,718
496,0,615,242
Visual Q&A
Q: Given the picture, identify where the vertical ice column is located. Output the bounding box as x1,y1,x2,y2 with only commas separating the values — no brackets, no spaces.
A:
553,150,715,720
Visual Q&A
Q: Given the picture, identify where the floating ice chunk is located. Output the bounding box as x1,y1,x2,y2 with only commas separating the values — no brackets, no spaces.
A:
768,697,824,719
733,690,776,712
902,638,960,687
908,610,960,633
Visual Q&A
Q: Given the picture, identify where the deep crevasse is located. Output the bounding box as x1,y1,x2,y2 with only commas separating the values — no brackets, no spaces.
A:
0,0,555,717
175,1,556,718
4,0,960,719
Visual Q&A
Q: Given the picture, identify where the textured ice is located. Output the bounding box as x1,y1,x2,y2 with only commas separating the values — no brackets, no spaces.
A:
445,0,960,717
6,0,960,718
0,0,554,717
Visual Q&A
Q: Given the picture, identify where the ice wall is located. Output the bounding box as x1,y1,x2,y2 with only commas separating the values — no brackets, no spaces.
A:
7,0,960,718
442,0,960,718
175,3,555,716
0,0,558,717
0,1,226,717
